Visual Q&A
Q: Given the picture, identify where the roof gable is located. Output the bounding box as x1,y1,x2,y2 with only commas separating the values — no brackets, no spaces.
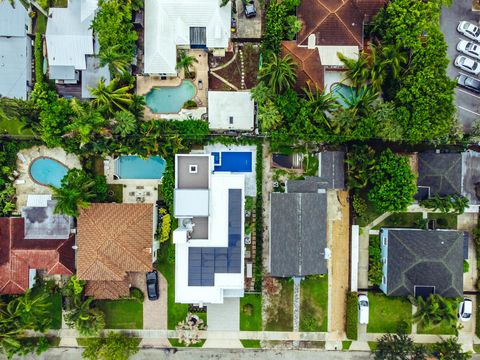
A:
417,153,463,197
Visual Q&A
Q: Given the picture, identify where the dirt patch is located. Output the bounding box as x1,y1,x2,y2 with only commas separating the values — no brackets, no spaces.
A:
263,278,293,331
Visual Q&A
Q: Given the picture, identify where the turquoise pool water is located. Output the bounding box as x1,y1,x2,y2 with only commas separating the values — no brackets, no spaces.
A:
145,81,196,113
29,157,68,187
116,155,166,179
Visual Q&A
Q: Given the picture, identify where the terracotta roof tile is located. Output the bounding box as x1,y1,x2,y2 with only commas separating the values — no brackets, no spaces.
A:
297,0,385,47
76,204,153,283
85,278,131,299
0,217,74,295
281,41,324,92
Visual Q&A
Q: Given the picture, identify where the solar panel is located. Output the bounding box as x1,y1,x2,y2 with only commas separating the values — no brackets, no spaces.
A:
187,189,243,286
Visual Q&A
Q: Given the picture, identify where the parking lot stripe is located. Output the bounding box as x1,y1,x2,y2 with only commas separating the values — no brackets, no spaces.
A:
458,106,480,116
457,88,480,99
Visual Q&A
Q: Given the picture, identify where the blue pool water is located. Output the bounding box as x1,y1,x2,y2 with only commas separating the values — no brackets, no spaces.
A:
116,156,166,179
212,152,252,172
145,81,196,113
29,157,68,187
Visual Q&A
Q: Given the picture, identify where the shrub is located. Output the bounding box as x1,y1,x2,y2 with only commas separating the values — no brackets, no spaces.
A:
346,292,358,340
167,244,176,264
368,236,382,286
130,287,144,303
464,260,470,273
420,194,469,214
159,213,171,243
352,194,367,218
161,158,175,214
254,142,264,291
183,100,197,109
34,33,43,84
301,316,317,332
242,303,254,316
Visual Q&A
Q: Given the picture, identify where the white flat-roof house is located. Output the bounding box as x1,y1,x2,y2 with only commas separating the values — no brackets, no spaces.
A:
144,0,231,75
208,91,255,131
0,0,31,99
173,154,245,305
46,0,97,83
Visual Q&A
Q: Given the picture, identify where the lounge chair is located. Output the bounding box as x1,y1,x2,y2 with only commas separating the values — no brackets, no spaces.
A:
17,153,27,164
14,179,25,185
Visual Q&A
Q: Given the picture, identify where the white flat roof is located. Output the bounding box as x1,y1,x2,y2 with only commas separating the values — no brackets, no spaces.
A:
0,36,29,99
0,0,28,37
174,168,245,304
144,0,231,74
208,91,255,131
174,189,209,217
317,45,358,66
26,194,52,208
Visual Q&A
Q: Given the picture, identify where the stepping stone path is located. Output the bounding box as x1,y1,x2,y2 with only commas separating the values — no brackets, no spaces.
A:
239,49,246,90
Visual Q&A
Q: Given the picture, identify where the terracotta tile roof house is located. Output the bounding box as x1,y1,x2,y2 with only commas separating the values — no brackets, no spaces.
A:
0,217,75,294
297,0,385,47
76,203,155,299
281,41,324,92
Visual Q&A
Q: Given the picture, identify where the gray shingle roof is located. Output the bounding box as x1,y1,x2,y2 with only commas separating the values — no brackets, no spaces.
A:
318,151,345,189
417,153,462,197
269,192,327,277
385,229,463,298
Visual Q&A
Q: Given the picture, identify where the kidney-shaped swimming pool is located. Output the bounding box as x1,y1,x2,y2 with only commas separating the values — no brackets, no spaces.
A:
29,157,68,187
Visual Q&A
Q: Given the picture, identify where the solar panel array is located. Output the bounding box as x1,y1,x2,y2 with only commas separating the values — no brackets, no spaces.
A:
188,189,242,286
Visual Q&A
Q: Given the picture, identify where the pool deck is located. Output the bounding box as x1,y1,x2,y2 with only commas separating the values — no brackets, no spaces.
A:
14,147,81,210
104,156,161,204
203,144,257,197
137,49,209,121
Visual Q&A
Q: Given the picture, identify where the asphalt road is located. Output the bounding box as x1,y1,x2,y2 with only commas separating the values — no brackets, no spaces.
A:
441,0,480,131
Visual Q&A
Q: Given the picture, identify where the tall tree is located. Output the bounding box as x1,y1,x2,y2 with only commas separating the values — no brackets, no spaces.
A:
432,337,472,360
337,52,370,89
82,332,139,360
64,297,105,337
99,44,131,75
412,294,458,330
175,50,198,78
111,111,137,137
90,77,133,115
259,53,297,94
374,333,427,360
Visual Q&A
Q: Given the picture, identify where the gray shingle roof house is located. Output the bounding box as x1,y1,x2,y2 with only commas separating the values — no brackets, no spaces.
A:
0,0,31,99
379,228,463,298
416,153,462,200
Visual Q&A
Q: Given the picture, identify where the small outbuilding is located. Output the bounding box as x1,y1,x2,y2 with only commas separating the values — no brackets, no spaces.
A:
208,91,255,131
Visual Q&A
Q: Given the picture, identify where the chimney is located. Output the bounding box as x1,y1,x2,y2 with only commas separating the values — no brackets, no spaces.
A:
307,34,316,49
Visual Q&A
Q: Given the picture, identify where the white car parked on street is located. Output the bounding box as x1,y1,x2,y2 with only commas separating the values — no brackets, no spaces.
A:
358,294,369,325
454,55,480,75
458,298,472,322
458,21,480,42
457,40,480,60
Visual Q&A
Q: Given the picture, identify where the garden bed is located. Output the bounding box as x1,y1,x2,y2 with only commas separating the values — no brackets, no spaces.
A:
265,279,293,331
367,293,412,333
427,213,458,229
168,338,205,347
300,276,328,332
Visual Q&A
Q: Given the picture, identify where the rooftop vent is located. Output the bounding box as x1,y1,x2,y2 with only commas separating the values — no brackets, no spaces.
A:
189,164,198,174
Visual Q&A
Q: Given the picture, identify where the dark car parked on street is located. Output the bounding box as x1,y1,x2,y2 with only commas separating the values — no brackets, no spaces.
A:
244,0,256,18
457,73,480,93
146,270,159,301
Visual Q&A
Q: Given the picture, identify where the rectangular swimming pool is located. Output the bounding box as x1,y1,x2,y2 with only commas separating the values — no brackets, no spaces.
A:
212,152,252,172
116,155,166,179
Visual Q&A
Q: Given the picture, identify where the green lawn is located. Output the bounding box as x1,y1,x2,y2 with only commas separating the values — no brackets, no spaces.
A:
417,320,456,335
367,293,412,333
300,276,328,332
95,299,143,329
168,338,205,347
427,213,458,230
157,242,207,329
240,294,262,331
0,118,34,136
355,192,383,227
265,279,293,331
240,339,261,348
35,14,47,34
473,344,480,353
373,212,423,230
342,341,352,350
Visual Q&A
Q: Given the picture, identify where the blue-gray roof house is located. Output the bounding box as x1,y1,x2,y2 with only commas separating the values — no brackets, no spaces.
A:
0,0,31,99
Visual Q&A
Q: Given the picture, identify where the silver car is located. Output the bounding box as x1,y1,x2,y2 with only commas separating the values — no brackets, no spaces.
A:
458,21,480,42
457,40,480,60
455,55,480,75
358,294,369,325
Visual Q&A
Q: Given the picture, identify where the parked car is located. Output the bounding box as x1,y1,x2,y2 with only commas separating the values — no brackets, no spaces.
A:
244,0,256,18
358,294,369,325
458,21,480,42
454,55,480,75
458,298,472,322
457,74,480,93
146,270,159,301
457,40,480,60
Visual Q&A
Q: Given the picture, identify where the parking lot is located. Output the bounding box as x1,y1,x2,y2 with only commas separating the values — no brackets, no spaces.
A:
441,0,480,131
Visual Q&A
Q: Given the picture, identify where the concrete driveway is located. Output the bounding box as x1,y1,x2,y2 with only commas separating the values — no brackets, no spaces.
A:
130,272,168,330
441,1,480,131
234,0,262,39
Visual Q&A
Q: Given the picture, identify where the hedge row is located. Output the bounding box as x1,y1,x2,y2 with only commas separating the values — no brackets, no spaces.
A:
161,158,174,215
346,292,358,340
34,33,43,84
254,142,263,291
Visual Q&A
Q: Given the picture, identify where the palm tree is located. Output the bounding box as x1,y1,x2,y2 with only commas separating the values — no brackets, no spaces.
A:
258,99,283,133
413,294,458,330
338,85,379,117
259,53,298,94
64,99,108,148
89,77,133,115
99,45,130,75
303,82,338,118
15,290,50,332
380,43,409,80
337,52,370,89
175,50,198,78
112,111,137,137
64,297,105,337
